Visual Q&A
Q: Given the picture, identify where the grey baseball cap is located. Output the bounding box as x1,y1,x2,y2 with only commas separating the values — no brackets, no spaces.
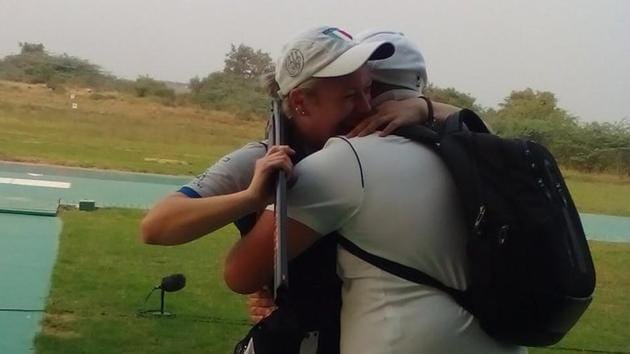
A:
356,29,428,92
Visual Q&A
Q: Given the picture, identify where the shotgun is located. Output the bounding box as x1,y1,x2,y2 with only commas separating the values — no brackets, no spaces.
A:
269,99,289,304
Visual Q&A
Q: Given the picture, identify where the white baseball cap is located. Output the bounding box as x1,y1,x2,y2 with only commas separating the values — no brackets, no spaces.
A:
276,26,395,96
356,29,428,92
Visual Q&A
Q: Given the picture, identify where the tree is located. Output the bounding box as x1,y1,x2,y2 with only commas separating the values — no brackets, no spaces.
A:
571,120,630,174
188,76,203,94
490,89,577,135
488,88,580,164
134,75,175,100
189,72,268,119
495,89,575,123
1,42,114,88
19,42,45,55
424,84,485,112
223,44,274,79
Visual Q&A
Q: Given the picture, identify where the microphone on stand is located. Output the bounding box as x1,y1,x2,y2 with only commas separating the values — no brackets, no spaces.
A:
157,273,186,292
151,274,186,316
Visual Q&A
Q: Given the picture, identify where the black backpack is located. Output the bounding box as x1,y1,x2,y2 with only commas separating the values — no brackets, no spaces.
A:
338,109,596,347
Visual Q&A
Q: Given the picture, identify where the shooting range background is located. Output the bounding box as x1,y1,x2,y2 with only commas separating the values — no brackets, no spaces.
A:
0,160,629,353
0,161,188,354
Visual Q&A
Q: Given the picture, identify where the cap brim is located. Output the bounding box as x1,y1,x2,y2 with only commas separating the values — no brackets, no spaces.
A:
313,41,394,78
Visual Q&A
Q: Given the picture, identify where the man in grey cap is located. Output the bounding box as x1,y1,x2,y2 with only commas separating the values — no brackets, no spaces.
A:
359,29,429,101
345,29,463,138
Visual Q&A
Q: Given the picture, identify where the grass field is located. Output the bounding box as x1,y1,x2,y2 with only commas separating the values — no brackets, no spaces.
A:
34,208,249,354
564,170,630,217
0,80,265,175
35,208,630,354
531,239,630,354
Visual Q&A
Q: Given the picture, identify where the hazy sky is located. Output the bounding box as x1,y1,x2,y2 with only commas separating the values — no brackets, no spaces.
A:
1,0,629,123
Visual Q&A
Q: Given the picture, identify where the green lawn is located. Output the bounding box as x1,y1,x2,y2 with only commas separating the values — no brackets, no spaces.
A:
565,170,630,217
530,241,630,354
35,208,630,354
35,208,249,354
0,81,264,175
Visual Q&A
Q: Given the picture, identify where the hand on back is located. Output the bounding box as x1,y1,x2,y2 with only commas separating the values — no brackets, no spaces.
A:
247,287,276,324
347,97,428,137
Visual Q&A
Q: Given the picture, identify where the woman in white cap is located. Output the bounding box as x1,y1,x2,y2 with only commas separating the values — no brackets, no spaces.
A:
140,26,447,248
225,29,525,354
142,26,462,354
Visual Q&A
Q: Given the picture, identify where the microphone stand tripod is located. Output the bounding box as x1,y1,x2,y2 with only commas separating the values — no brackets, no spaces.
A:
138,274,185,318
151,287,173,317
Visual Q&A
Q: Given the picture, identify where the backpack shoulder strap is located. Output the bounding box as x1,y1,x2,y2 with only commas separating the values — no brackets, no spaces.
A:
392,124,440,145
336,233,471,310
392,109,489,143
442,109,490,135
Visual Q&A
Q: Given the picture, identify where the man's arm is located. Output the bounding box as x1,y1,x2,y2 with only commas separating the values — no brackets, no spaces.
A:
224,210,321,294
224,138,364,294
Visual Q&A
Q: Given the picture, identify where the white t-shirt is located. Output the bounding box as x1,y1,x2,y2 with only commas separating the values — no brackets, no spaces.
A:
286,134,526,354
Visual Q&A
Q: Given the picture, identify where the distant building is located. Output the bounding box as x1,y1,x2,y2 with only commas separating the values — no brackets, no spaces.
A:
162,81,191,94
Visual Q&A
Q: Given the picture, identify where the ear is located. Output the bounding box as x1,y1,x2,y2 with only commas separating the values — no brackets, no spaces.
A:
287,89,309,117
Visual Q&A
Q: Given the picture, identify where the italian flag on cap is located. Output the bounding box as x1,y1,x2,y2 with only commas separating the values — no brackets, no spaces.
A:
323,27,353,41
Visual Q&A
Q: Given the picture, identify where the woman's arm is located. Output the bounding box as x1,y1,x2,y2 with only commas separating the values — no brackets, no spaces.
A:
140,191,263,245
140,145,294,245
347,97,461,137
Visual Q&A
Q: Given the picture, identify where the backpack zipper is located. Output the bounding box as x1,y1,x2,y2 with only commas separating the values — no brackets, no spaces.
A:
526,142,586,273
473,205,486,237
523,142,553,203
543,159,586,272
544,159,568,208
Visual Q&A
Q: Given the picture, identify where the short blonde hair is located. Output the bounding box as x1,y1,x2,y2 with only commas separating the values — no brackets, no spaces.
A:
262,72,321,118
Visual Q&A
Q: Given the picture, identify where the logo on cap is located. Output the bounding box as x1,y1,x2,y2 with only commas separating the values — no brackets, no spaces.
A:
323,27,353,41
285,49,304,77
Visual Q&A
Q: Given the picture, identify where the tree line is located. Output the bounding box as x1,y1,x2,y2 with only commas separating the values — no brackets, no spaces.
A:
1,42,628,175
